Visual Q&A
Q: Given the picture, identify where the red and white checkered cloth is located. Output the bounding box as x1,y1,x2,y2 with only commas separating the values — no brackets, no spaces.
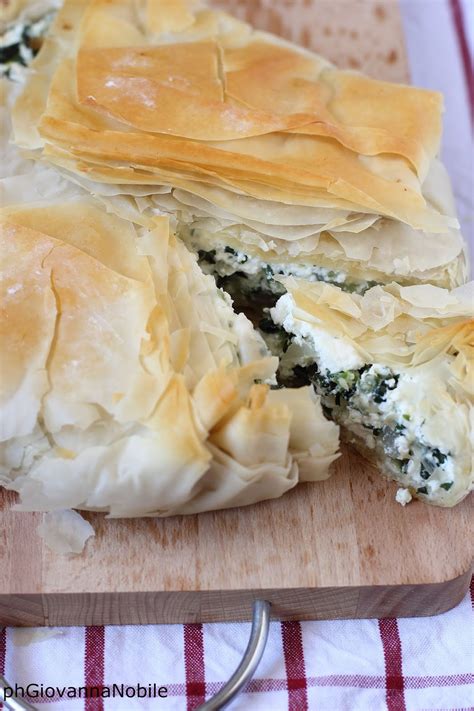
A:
1,580,473,710
2,1,473,710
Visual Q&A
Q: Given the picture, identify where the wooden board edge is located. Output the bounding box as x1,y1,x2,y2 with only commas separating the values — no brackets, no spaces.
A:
1,564,471,627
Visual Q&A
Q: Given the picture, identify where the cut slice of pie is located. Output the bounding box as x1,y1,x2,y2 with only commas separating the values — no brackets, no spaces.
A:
269,279,473,506
3,1,471,510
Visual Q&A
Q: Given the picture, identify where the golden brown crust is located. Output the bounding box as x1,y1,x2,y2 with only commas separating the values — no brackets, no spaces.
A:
73,0,443,176
0,195,340,516
145,0,202,35
11,0,456,233
287,70,441,180
76,43,320,140
37,113,452,232
0,221,57,439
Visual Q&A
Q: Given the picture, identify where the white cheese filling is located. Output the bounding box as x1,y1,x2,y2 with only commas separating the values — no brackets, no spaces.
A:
272,293,365,372
270,296,469,503
185,227,378,296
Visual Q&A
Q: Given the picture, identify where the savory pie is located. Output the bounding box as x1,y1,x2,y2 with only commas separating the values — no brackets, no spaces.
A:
270,280,473,506
0,90,339,515
1,0,472,510
10,0,467,303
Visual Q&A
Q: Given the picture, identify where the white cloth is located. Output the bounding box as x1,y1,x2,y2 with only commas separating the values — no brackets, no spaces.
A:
1,582,472,710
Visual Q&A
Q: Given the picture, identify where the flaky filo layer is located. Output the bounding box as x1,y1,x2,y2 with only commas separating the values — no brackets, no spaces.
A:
7,108,466,295
270,279,473,506
0,193,339,517
39,150,467,292
11,0,462,238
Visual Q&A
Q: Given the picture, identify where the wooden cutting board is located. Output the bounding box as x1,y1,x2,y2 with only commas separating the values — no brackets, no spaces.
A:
0,0,471,628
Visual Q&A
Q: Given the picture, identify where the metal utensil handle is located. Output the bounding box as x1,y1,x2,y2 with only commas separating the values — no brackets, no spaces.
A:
0,676,36,711
0,599,271,711
197,599,271,711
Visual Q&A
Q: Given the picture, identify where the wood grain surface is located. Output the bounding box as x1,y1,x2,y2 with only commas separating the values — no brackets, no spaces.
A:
210,0,410,81
0,445,472,626
0,0,471,627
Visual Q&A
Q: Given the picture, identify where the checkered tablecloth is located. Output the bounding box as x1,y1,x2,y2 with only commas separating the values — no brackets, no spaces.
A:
2,1,473,710
1,580,473,710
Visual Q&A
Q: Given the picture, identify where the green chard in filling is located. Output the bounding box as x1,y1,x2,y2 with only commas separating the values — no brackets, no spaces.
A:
258,321,455,497
186,228,379,316
1,13,56,78
187,231,457,498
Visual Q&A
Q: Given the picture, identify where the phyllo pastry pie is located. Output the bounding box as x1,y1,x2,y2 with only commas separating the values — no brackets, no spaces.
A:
3,1,471,511
0,190,339,516
2,74,340,517
270,280,473,506
10,0,467,312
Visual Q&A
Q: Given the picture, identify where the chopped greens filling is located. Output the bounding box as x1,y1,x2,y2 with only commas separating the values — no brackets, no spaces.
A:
300,363,454,495
262,323,455,498
193,239,378,313
258,316,293,354
1,13,55,78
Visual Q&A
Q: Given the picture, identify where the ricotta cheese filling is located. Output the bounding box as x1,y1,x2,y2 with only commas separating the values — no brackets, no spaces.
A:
183,227,379,312
296,363,456,498
268,296,463,502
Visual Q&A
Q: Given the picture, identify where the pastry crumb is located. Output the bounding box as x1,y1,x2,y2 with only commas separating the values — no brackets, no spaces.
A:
395,488,412,506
